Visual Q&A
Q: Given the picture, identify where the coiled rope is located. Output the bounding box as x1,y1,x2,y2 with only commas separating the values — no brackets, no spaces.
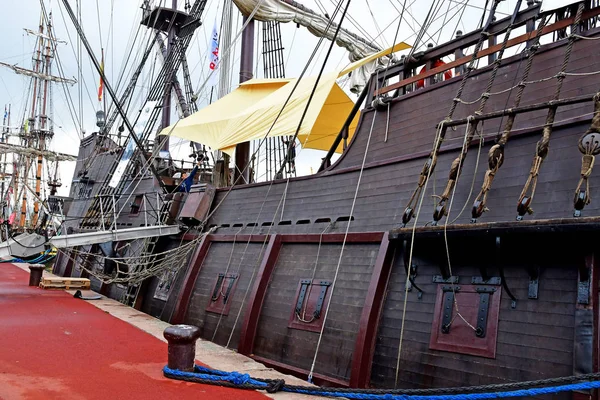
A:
163,364,600,400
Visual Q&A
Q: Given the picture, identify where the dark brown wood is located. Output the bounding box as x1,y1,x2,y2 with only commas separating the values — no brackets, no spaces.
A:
238,234,282,355
63,248,76,277
251,355,350,387
170,235,212,324
381,3,542,81
443,93,596,128
280,232,384,243
390,216,600,240
182,233,270,242
205,273,239,316
350,232,395,388
376,8,600,96
287,278,333,333
429,284,501,359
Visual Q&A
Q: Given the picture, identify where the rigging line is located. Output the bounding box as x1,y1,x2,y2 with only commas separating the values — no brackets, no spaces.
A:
516,2,585,219
55,1,97,116
39,1,84,140
442,119,479,332
308,61,371,386
277,0,348,176
296,222,333,323
325,0,383,48
433,0,524,224
435,0,456,46
201,13,344,223
218,0,349,344
192,0,265,99
365,0,389,48
450,124,484,223
209,226,243,342
395,121,444,388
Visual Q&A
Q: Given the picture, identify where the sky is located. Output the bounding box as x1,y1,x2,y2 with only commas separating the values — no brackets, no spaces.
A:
0,0,524,195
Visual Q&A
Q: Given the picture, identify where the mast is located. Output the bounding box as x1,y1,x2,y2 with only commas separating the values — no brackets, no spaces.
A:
19,15,46,229
160,0,178,151
233,16,254,184
33,13,54,227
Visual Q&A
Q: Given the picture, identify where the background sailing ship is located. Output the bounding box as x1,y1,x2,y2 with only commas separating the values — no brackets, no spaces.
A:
2,0,600,396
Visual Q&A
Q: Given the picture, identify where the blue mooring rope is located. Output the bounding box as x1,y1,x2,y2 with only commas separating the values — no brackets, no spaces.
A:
163,365,600,399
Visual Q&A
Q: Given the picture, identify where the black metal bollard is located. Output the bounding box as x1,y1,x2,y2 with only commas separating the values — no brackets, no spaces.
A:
163,324,201,372
28,264,45,287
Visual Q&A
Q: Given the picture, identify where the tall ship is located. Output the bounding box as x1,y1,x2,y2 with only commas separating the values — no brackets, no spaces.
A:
0,10,76,260
41,0,600,396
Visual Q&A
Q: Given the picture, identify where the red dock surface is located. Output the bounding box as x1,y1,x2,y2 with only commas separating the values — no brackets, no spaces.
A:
0,263,268,400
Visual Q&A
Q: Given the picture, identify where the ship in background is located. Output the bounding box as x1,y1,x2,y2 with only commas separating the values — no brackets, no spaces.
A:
40,0,600,396
0,11,76,260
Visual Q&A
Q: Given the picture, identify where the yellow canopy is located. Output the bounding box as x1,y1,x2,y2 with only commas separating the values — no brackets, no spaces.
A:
159,41,410,155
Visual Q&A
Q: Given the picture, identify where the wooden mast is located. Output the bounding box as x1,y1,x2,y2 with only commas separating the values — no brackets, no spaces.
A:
32,14,53,227
19,15,46,229
233,15,254,185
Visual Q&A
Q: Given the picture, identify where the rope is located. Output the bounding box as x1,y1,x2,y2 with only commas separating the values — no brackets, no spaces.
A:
433,0,525,225
574,92,600,216
516,3,584,220
308,91,376,384
400,0,501,227
163,364,600,399
395,122,445,387
471,14,549,221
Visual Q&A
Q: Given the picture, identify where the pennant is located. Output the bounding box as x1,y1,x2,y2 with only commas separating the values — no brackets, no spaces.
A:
207,18,219,87
98,48,104,102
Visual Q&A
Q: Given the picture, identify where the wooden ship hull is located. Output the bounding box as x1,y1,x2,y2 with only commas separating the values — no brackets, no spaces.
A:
54,2,600,396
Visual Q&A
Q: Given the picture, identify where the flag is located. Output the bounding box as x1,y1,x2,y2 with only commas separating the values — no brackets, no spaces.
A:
98,49,104,102
207,18,219,87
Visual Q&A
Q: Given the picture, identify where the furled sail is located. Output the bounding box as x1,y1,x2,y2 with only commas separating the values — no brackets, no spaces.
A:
233,0,395,92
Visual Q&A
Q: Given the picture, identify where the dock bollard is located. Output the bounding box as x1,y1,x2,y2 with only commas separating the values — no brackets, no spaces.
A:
163,325,201,372
28,264,46,287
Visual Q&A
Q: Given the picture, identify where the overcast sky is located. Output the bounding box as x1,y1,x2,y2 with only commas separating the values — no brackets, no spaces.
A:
0,0,523,194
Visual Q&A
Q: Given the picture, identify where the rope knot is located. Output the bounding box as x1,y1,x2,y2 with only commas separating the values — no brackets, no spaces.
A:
228,372,251,385
481,31,490,38
481,92,491,99
266,379,285,393
556,71,567,79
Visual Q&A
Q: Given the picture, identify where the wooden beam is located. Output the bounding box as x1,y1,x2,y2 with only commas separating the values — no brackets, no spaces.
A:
389,216,600,240
237,234,282,355
376,7,600,96
170,235,212,324
280,232,384,244
350,232,395,388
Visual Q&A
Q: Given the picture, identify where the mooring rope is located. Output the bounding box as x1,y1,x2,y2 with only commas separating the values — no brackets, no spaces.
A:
163,364,600,400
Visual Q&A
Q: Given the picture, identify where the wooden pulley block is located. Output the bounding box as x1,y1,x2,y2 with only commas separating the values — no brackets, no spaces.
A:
573,189,587,217
578,131,600,155
401,207,414,227
433,202,447,224
516,195,533,220
471,199,485,221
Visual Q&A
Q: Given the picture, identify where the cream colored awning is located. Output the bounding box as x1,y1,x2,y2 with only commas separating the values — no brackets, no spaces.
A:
159,41,410,154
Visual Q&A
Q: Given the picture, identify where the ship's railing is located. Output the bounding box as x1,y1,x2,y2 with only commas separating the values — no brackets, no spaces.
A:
371,2,600,101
